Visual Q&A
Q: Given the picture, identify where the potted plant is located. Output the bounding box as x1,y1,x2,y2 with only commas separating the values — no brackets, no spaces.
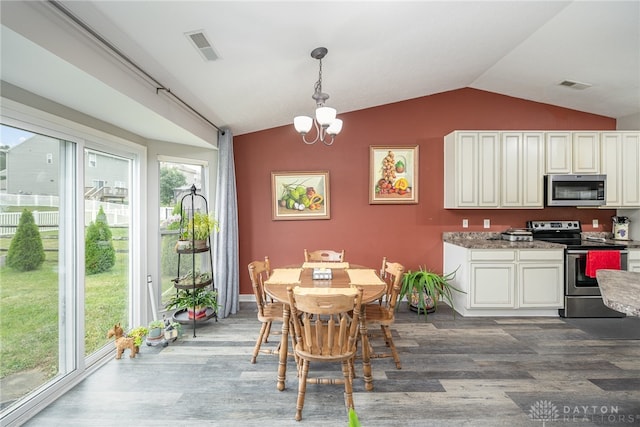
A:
185,212,219,249
166,287,218,319
127,326,148,349
398,266,464,317
147,320,165,339
176,270,211,287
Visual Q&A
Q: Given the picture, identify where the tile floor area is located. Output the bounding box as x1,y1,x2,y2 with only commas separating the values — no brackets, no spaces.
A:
24,303,640,426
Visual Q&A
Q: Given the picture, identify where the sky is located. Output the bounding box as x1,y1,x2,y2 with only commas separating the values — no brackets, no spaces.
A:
0,125,35,147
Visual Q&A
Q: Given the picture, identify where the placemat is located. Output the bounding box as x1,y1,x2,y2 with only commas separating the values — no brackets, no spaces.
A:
302,262,350,269
264,268,302,285
294,286,359,296
346,269,385,285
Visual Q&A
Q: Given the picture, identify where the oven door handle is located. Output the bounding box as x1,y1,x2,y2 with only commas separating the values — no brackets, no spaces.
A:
566,249,628,255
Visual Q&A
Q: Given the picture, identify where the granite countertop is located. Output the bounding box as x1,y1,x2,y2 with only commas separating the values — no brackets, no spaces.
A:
443,232,564,250
596,269,640,317
443,232,640,250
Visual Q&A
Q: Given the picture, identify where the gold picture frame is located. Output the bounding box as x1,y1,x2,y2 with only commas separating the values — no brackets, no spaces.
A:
271,171,330,220
369,145,419,204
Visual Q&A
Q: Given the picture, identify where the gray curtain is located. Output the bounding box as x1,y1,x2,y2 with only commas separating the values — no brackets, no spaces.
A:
213,129,239,318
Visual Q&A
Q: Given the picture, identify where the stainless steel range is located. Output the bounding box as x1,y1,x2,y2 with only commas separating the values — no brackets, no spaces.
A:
526,220,627,318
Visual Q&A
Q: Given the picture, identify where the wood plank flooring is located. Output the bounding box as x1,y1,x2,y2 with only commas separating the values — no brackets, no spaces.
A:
24,303,640,426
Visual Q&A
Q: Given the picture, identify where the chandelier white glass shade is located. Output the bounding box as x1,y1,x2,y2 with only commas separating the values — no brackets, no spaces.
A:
294,47,343,146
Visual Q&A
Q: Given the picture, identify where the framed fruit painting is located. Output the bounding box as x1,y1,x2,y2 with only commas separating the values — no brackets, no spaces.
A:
271,171,330,220
369,145,419,204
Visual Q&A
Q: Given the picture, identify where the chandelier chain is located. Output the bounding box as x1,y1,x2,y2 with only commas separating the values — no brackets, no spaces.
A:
314,58,323,105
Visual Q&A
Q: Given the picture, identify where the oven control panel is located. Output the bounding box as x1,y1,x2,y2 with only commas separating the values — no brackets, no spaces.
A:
527,220,581,231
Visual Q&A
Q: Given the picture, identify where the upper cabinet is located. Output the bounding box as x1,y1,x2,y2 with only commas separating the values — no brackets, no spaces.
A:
444,132,500,208
601,132,640,207
501,132,544,208
445,131,544,209
545,131,600,174
445,130,638,210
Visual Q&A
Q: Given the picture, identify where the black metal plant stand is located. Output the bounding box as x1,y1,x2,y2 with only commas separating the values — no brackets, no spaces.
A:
172,185,217,337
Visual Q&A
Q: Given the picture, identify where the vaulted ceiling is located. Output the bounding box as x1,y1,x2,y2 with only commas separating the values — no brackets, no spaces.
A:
1,1,639,147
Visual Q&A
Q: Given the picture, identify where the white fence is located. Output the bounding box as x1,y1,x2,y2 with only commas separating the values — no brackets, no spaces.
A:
0,196,132,236
0,193,176,236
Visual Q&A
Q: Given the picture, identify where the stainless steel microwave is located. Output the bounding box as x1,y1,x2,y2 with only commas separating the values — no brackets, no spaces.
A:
545,174,606,207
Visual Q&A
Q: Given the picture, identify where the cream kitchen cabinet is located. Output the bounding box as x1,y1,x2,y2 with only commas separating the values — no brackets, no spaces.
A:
468,250,516,308
628,249,640,273
501,132,544,208
601,132,640,207
444,243,564,316
545,131,600,174
444,131,500,208
518,250,564,308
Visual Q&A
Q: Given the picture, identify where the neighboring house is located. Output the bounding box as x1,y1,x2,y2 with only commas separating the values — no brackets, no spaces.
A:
6,134,59,195
6,135,129,202
84,149,129,203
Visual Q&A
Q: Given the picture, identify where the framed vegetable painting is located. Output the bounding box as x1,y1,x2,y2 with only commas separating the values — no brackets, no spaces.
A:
369,145,419,204
271,171,330,220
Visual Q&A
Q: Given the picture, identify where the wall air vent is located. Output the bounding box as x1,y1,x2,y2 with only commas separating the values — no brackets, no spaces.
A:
559,80,592,90
185,30,219,61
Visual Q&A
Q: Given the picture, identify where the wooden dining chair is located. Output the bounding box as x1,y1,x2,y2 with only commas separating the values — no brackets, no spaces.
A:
363,258,404,369
303,249,345,262
248,256,289,363
287,286,363,421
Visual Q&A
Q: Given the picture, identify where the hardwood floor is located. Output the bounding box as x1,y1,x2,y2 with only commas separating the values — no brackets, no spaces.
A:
24,303,640,426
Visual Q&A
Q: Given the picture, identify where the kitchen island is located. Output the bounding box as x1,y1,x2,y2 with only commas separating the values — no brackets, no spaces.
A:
596,269,640,317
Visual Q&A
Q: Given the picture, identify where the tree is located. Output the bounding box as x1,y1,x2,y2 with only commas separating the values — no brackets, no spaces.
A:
85,206,116,275
160,166,187,206
7,209,45,271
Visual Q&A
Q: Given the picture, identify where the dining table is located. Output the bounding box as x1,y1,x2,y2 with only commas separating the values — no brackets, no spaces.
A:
263,262,387,392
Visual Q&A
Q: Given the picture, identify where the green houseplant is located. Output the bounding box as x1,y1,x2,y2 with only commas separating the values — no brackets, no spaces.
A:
181,212,219,241
176,211,220,250
398,266,463,317
147,320,165,339
166,287,218,319
127,326,148,348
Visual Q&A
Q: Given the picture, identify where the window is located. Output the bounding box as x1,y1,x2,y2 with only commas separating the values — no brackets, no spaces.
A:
88,153,97,167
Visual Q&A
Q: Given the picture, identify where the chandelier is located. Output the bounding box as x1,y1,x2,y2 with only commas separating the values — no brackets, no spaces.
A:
293,47,343,146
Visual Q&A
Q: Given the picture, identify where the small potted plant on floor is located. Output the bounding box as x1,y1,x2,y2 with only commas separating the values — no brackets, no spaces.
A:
147,320,165,339
127,326,148,350
398,266,463,318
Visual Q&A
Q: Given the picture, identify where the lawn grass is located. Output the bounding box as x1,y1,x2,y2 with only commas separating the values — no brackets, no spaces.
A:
0,228,129,379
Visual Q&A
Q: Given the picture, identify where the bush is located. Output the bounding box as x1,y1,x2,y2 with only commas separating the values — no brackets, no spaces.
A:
7,209,45,271
85,206,116,275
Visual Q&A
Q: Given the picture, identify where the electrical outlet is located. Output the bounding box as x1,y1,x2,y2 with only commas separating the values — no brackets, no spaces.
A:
483,219,490,229
592,219,599,228
462,219,469,228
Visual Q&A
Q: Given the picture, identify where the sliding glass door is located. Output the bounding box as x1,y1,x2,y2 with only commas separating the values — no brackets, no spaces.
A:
0,120,141,425
0,124,74,409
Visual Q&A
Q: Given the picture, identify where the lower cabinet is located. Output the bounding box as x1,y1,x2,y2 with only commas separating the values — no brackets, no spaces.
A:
628,249,640,273
444,243,564,316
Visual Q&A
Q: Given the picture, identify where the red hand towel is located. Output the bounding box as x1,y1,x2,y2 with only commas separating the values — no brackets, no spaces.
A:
585,251,621,278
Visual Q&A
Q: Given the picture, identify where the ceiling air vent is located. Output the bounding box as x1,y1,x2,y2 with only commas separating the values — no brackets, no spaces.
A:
185,30,219,61
559,80,592,90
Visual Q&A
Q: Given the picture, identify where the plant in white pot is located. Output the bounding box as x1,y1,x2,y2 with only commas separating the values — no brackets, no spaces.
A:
398,266,463,318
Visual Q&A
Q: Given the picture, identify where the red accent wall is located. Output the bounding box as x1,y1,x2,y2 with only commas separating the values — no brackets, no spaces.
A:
234,88,616,295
